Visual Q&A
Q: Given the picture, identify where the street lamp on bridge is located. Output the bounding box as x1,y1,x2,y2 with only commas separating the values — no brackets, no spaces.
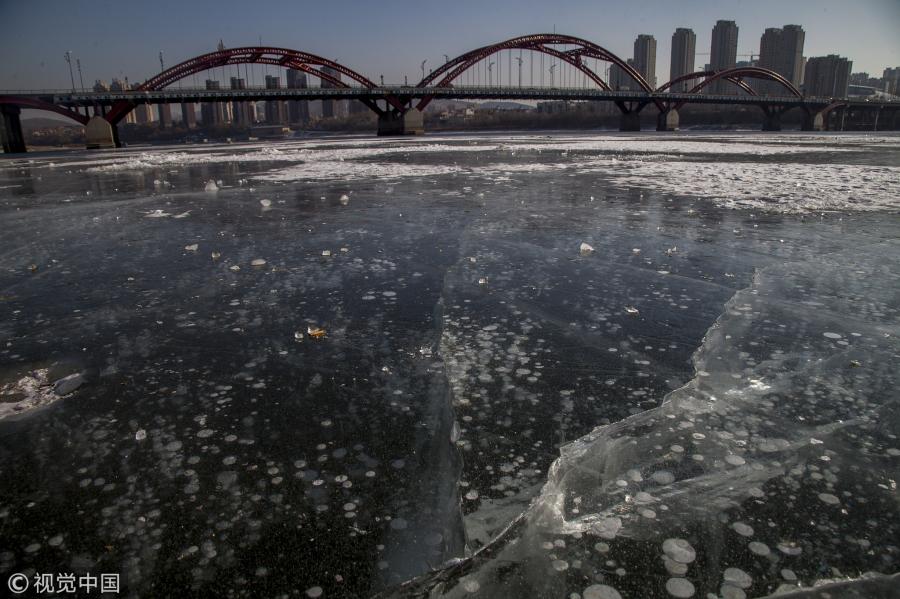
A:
421,60,426,82
515,56,523,88
64,51,75,92
488,62,494,87
549,64,556,88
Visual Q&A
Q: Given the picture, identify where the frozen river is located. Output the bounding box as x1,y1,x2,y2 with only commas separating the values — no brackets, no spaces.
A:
1,132,899,598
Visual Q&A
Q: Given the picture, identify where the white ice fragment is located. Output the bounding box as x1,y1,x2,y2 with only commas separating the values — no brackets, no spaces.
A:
748,541,770,556
260,199,272,207
339,194,350,205
823,332,842,339
251,259,267,267
625,306,639,315
135,429,147,441
322,250,331,257
731,522,754,537
229,265,240,271
184,244,198,252
204,180,219,192
304,586,323,598
580,242,595,255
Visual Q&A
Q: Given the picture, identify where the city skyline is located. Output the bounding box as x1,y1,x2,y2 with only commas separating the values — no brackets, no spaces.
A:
0,0,898,92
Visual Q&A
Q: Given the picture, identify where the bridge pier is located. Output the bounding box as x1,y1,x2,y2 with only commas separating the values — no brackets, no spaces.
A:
85,116,119,149
656,109,679,131
1,104,26,153
801,109,825,132
760,105,788,132
377,109,424,136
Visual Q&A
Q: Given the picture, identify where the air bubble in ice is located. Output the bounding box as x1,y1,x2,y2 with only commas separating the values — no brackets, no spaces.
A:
390,518,408,530
818,492,840,505
725,454,746,466
748,541,770,556
731,522,754,537
651,470,675,485
665,578,695,598
823,332,842,339
723,568,752,589
552,559,569,571
592,517,622,540
583,584,622,599
305,586,323,598
662,538,696,564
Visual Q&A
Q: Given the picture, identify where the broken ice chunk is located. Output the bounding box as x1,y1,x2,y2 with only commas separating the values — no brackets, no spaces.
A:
184,244,198,252
624,306,640,315
53,373,85,396
250,259,267,267
339,194,350,205
211,251,221,260
260,199,272,207
135,429,147,441
204,180,219,192
580,242,595,255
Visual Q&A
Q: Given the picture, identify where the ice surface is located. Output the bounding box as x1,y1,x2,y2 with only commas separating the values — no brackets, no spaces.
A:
395,239,900,597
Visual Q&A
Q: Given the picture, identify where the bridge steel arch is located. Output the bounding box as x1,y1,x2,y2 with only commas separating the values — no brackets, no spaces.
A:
104,46,398,124
657,70,757,97
669,67,802,111
414,34,655,111
0,96,90,125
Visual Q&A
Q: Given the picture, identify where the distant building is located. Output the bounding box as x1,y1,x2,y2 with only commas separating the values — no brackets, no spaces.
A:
93,80,109,92
157,104,172,128
320,66,347,118
264,75,287,125
632,34,657,88
804,55,852,97
286,69,310,125
669,28,697,92
230,77,254,126
709,20,739,94
884,67,900,95
110,78,136,124
181,103,197,128
201,79,226,126
758,24,805,96
609,58,637,91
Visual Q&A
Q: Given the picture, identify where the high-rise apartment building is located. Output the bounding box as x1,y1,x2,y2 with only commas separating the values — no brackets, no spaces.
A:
670,28,697,92
609,58,637,91
633,34,657,88
758,24,805,95
264,75,287,125
803,55,852,97
320,66,347,119
181,104,197,128
709,20,739,94
201,79,226,126
286,69,310,124
230,77,254,126
109,78,137,124
884,67,900,96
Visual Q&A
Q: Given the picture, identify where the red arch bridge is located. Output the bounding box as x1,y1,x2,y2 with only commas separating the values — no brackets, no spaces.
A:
2,34,897,152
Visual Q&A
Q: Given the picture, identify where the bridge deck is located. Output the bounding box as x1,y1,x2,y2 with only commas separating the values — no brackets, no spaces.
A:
2,87,896,109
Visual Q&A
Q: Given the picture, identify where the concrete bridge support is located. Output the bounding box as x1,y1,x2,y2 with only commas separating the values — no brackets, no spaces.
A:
1,105,26,153
760,105,790,132
656,109,679,131
801,109,825,132
85,116,119,149
377,109,424,136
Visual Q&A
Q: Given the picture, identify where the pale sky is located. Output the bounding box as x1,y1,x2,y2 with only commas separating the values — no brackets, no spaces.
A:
1,0,898,90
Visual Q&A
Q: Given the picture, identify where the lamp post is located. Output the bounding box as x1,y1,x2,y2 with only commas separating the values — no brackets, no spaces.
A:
64,51,75,91
76,58,85,91
549,64,556,88
420,60,426,82
515,56,523,88
488,62,494,87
